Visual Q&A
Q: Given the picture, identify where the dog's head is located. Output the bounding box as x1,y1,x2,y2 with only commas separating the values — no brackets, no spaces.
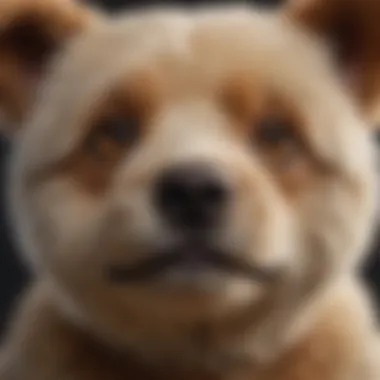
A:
0,0,378,366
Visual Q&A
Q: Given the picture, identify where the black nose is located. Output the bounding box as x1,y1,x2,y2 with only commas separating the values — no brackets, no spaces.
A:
154,163,230,231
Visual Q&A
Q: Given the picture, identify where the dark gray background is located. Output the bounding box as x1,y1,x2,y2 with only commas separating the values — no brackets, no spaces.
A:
0,0,379,336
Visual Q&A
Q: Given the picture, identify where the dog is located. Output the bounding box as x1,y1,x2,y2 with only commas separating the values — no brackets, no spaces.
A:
0,0,379,379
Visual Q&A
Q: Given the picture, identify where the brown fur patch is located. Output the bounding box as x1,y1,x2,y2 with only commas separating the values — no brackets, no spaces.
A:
59,70,163,195
220,74,331,197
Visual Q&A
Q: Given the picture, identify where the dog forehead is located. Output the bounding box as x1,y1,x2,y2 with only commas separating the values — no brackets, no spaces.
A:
45,6,333,115
53,8,296,81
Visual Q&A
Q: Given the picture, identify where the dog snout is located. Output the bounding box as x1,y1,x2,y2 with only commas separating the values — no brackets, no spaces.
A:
153,162,231,232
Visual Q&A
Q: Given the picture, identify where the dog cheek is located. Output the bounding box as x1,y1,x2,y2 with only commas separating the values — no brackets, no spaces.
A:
29,179,106,268
224,170,297,270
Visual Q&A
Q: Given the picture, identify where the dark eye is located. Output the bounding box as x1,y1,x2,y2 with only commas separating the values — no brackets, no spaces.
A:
253,117,303,169
86,116,140,161
100,116,140,145
255,117,295,146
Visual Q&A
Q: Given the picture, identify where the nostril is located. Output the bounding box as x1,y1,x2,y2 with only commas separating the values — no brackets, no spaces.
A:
160,180,190,209
202,182,227,204
154,163,230,230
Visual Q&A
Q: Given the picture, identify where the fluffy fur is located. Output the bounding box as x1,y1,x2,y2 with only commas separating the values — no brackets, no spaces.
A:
0,0,379,379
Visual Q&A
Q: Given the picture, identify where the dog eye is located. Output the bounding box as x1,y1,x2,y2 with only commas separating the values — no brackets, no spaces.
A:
86,116,140,161
100,116,140,145
253,117,302,168
255,117,295,146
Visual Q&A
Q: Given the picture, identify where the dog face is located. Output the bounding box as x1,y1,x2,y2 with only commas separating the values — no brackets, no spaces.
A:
0,0,378,362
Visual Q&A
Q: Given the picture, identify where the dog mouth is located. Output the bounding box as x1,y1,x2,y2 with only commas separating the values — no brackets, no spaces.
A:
107,242,278,284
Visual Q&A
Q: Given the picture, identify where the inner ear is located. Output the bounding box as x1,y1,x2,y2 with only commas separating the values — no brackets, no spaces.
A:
285,0,380,124
329,13,361,69
325,11,369,93
289,1,367,77
0,0,99,132
1,17,61,75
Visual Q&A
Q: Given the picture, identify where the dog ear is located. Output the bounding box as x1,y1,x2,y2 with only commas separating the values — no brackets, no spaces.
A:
285,0,380,127
0,0,99,134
